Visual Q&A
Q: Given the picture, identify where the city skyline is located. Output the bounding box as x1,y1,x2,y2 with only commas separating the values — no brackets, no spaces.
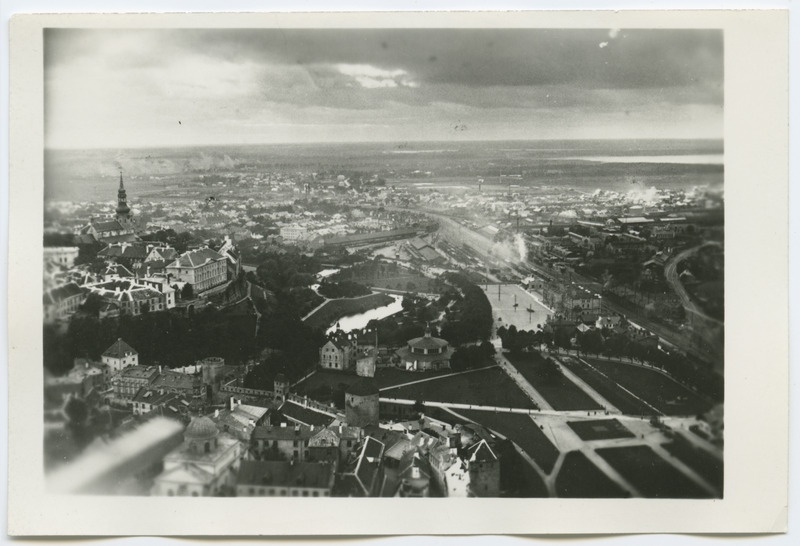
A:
45,28,723,149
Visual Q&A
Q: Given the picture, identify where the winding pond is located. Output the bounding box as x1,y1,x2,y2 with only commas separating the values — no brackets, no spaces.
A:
326,294,404,335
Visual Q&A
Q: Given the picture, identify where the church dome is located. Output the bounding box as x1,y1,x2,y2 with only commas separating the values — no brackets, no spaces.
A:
185,416,218,440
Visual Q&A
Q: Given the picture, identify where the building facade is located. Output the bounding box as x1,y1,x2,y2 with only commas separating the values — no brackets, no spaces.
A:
235,460,334,497
166,247,228,293
319,339,355,371
152,416,243,497
395,329,454,371
102,338,139,372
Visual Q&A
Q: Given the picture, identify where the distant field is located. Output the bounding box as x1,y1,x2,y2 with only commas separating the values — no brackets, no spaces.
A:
457,409,559,474
596,445,712,498
385,367,536,410
303,292,394,331
556,451,628,498
506,353,603,411
567,419,635,441
560,358,656,415
584,359,712,416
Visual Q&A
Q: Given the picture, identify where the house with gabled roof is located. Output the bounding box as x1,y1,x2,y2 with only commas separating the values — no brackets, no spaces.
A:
319,338,355,371
102,338,138,372
335,436,385,497
79,218,136,243
145,245,178,263
98,242,149,268
466,439,500,497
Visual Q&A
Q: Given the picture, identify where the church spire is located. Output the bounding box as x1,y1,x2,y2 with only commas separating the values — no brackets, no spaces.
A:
116,170,131,218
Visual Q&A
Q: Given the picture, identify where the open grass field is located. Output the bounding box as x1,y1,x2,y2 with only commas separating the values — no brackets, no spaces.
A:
555,451,628,498
384,367,536,409
596,445,712,498
559,357,656,415
567,419,635,441
482,284,553,332
457,409,559,473
506,352,603,411
295,367,448,397
662,434,723,492
585,359,713,416
499,443,550,498
303,292,394,331
335,262,441,294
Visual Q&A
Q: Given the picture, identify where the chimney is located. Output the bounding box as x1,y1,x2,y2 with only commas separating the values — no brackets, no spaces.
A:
229,397,235,411
158,365,162,374
214,409,220,418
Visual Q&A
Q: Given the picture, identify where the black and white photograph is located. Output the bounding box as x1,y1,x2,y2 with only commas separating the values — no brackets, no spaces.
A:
40,24,726,500
6,8,790,537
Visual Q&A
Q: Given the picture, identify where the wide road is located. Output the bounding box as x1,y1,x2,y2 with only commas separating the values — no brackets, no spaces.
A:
664,241,723,327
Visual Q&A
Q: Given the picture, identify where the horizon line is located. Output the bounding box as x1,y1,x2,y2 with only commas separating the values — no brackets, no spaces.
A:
44,136,724,152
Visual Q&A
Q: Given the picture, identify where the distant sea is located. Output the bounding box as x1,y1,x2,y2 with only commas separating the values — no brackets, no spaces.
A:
44,139,723,203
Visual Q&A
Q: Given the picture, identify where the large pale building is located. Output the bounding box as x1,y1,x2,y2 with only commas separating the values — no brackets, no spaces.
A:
319,339,355,371
166,247,228,293
152,416,244,497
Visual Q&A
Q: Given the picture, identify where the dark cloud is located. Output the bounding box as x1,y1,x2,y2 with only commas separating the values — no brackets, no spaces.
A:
176,28,722,90
47,28,722,93
44,28,723,147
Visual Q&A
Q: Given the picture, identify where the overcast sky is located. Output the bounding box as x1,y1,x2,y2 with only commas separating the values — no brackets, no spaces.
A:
44,28,723,148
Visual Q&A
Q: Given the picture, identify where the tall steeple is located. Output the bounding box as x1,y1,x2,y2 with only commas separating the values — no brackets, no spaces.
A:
116,171,131,218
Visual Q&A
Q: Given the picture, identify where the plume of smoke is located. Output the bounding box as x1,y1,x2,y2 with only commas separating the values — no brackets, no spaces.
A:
626,182,660,206
514,233,528,262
